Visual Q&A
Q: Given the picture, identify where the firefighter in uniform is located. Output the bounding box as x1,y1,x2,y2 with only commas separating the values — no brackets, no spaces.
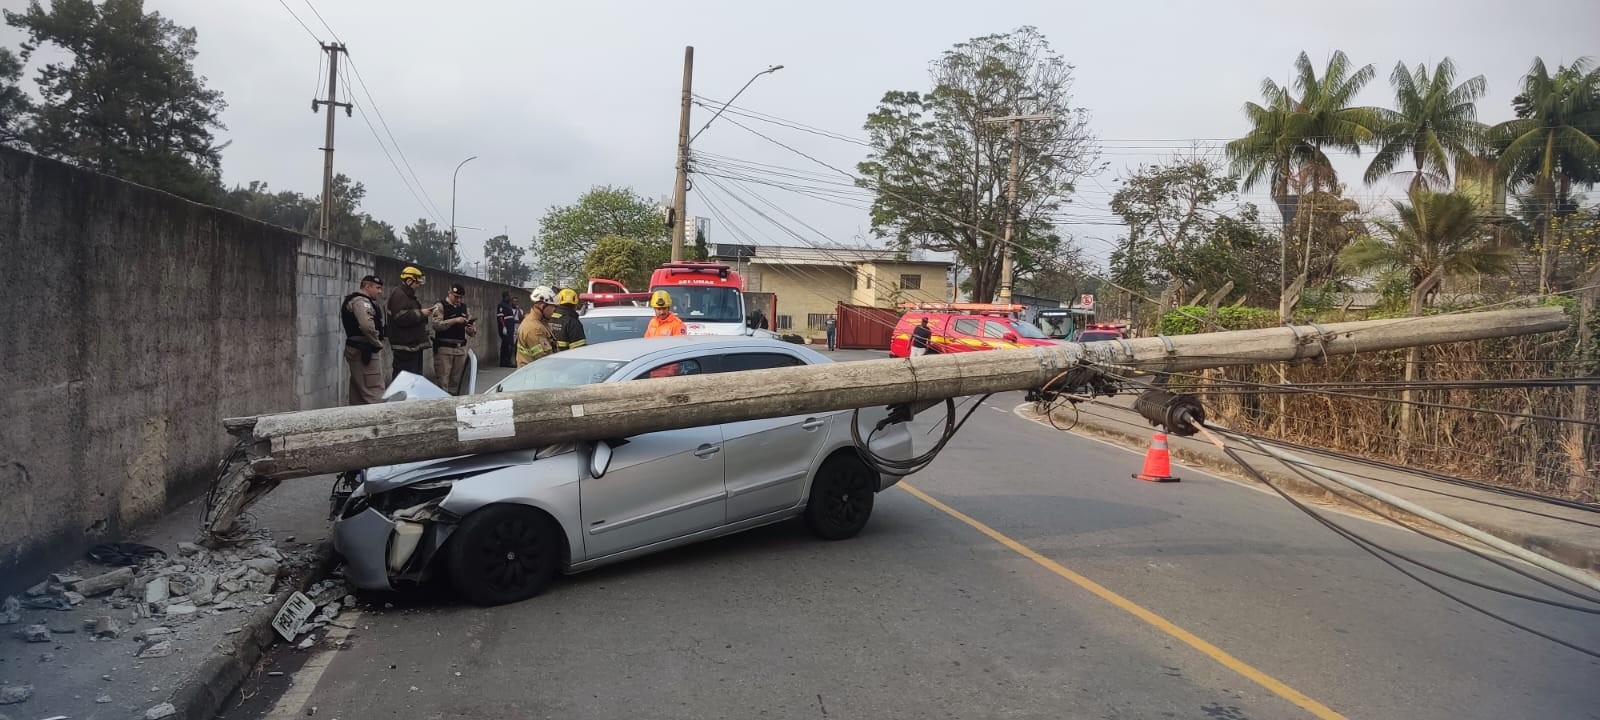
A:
341,275,387,405
644,290,687,337
517,286,558,367
547,288,587,352
386,266,435,382
428,283,477,395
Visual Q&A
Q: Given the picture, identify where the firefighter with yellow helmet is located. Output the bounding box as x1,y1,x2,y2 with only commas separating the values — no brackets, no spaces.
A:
386,265,435,381
546,288,586,352
644,290,687,337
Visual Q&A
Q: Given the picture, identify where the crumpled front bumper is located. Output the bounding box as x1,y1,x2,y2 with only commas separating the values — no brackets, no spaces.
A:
332,508,397,591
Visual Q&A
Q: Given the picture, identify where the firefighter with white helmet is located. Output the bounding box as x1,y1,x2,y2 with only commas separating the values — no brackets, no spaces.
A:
516,286,558,367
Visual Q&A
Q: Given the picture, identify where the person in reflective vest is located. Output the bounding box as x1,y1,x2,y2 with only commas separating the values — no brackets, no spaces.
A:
645,290,687,338
517,286,557,367
548,287,587,352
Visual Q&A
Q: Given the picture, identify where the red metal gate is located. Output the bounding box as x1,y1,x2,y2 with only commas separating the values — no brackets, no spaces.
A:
835,302,898,350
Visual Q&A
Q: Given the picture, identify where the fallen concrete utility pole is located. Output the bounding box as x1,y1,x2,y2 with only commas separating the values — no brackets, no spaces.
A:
204,306,1567,538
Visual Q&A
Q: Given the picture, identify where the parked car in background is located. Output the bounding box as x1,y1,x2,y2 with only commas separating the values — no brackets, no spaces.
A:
580,305,656,345
332,336,915,605
1074,323,1130,343
888,310,1065,358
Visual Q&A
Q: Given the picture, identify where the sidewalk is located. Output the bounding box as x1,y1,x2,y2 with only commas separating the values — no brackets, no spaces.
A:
0,364,518,720
1030,395,1600,575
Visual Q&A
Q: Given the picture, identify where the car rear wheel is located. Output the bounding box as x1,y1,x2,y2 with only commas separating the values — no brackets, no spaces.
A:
804,453,877,540
445,504,560,606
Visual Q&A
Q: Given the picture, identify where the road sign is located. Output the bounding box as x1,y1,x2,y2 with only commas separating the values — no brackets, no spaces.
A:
1080,294,1095,309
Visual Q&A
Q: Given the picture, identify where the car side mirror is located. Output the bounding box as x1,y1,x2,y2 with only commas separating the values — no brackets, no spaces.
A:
590,441,614,479
1003,332,1018,343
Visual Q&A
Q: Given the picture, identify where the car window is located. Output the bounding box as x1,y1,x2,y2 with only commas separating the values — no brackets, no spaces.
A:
1078,331,1122,342
714,352,804,373
951,318,980,336
637,358,703,379
982,321,1010,339
585,315,653,344
1011,321,1048,339
496,357,628,392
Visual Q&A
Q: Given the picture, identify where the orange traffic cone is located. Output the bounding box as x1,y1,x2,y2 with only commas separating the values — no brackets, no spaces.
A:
1132,431,1180,483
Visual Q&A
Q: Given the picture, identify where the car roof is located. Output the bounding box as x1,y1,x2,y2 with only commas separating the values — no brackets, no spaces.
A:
581,305,654,317
554,334,816,362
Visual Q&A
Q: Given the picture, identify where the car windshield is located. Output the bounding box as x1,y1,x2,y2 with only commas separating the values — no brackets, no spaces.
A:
1035,315,1073,338
1011,321,1048,339
584,314,654,344
656,286,743,324
495,357,628,392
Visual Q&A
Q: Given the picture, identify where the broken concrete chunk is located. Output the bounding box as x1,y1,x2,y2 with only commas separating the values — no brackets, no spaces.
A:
0,683,33,704
134,627,173,642
63,591,85,606
96,695,113,704
92,616,123,639
21,624,51,642
165,603,198,617
24,580,50,597
49,572,83,585
190,574,219,606
176,542,202,557
144,577,170,604
297,635,316,650
244,558,280,577
144,702,177,719
0,596,19,624
138,639,175,658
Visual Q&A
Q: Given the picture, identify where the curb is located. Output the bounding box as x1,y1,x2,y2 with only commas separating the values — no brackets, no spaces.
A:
167,540,338,719
1044,405,1600,575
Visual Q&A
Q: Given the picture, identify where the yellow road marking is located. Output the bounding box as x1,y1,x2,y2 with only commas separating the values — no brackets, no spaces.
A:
898,482,1347,720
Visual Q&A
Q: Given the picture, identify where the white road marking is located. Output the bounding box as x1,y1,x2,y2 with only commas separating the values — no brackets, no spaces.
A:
264,610,363,720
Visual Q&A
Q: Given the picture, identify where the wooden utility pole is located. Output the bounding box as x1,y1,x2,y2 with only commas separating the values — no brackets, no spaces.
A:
670,46,694,263
312,43,350,242
200,306,1567,536
981,114,1051,303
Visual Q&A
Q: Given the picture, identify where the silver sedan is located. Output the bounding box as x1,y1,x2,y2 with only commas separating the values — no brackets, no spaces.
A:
332,336,915,605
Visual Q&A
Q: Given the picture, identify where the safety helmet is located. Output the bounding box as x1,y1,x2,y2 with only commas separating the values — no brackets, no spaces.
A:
649,290,673,309
529,286,556,304
400,266,425,281
556,288,580,306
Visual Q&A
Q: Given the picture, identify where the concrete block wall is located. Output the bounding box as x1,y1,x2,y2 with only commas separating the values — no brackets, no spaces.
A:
0,147,528,589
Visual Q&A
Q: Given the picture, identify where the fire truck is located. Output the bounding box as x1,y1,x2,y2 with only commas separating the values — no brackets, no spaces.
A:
579,262,763,337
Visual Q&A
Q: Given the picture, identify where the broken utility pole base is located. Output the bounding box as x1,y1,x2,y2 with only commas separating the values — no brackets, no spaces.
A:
202,307,1569,540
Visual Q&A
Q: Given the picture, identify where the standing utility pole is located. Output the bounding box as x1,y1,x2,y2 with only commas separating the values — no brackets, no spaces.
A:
670,46,695,263
982,114,1051,303
312,43,350,242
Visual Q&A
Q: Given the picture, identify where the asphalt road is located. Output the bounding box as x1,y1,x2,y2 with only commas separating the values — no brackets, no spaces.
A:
227,349,1600,720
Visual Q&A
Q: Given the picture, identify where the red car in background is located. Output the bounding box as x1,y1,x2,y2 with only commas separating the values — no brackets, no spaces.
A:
888,309,1064,358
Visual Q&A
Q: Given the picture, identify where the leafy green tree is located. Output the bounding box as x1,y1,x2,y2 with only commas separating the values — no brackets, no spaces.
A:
483,234,533,286
303,174,371,246
1109,157,1239,302
1173,205,1282,305
1491,57,1600,292
5,0,227,201
857,26,1098,303
221,181,314,231
535,186,663,286
1227,51,1380,226
0,46,30,145
401,218,454,270
582,235,653,289
357,218,402,257
1340,191,1512,312
1365,58,1488,193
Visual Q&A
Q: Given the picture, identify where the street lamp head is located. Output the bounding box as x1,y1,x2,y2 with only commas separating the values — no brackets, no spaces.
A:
765,65,784,74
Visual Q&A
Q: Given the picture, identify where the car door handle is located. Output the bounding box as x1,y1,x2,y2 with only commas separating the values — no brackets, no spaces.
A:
801,417,825,431
693,444,721,458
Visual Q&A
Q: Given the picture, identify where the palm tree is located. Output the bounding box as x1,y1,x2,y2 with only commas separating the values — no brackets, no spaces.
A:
1340,191,1512,313
1491,57,1600,292
1365,59,1488,194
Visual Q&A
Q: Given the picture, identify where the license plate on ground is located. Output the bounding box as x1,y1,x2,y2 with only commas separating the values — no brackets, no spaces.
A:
271,591,316,642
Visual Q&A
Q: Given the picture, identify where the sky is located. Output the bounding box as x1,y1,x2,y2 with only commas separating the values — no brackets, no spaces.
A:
3,0,1597,273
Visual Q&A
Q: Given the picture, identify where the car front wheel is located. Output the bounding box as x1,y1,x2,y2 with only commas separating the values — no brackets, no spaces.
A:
804,453,877,540
445,504,560,606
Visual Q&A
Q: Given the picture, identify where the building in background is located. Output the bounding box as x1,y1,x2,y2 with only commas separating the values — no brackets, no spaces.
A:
708,243,952,337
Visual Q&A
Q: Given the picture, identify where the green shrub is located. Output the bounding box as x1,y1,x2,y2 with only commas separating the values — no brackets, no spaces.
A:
1155,305,1278,335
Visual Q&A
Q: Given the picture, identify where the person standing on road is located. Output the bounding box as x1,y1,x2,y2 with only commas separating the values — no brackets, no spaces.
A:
910,317,932,357
496,291,518,368
517,286,558,367
341,275,387,405
645,290,687,338
548,288,587,352
429,283,477,395
824,314,837,351
386,266,435,382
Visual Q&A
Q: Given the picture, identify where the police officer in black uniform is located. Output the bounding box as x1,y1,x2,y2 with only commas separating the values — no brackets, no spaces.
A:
341,275,387,405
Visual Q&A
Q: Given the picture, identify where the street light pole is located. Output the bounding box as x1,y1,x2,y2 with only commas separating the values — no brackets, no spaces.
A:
450,155,478,272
